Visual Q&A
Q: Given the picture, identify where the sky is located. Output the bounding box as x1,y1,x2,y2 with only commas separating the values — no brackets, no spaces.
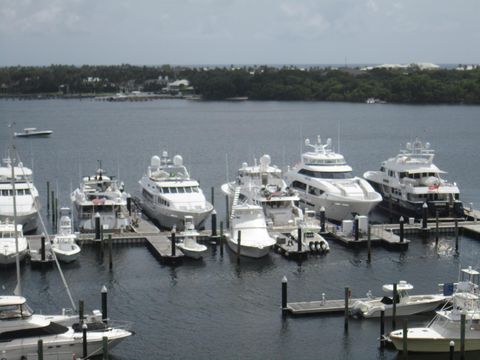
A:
0,0,479,66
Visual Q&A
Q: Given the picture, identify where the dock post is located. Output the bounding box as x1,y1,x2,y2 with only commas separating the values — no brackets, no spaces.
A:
380,310,385,348
46,181,50,216
82,323,88,359
367,224,372,264
237,230,241,263
449,341,455,360
225,195,230,229
108,234,113,270
354,216,359,241
103,336,109,360
101,285,108,323
461,312,466,359
219,221,224,256
455,218,459,254
41,235,46,261
435,210,439,246
211,186,215,207
211,210,217,237
320,206,326,233
392,283,397,330
344,287,349,332
79,299,84,324
402,320,408,359
422,202,428,230
297,227,302,253
127,196,132,216
37,339,43,360
171,230,176,257
95,212,101,240
281,276,288,314
399,216,404,243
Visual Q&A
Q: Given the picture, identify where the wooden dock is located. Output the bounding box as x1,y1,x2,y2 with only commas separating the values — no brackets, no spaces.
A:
27,236,55,266
286,297,374,315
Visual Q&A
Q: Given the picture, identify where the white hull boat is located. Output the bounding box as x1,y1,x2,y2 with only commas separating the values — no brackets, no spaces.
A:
0,223,28,265
175,216,208,259
14,128,53,137
52,208,81,263
284,136,381,222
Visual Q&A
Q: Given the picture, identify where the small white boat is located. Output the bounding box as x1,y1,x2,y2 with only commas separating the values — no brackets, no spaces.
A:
0,222,28,265
352,280,447,318
175,216,208,259
51,208,81,263
14,128,53,137
290,210,329,253
389,267,480,352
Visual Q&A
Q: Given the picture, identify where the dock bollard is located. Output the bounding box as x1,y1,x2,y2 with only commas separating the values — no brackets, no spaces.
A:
171,230,176,257
449,341,455,360
461,312,466,360
320,206,326,233
211,210,217,237
79,299,84,324
344,287,349,332
82,323,88,359
380,310,385,348
95,212,101,240
455,218,459,254
101,285,108,323
41,235,46,261
367,225,372,263
281,276,288,314
219,221,224,256
103,336,109,360
399,216,404,243
435,210,439,246
297,227,302,253
392,283,398,330
37,339,43,360
422,202,428,230
402,320,408,359
237,230,241,262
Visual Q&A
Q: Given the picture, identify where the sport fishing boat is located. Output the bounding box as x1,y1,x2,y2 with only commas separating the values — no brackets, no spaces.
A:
364,138,463,217
351,280,447,318
51,208,81,263
389,267,480,353
221,154,303,232
14,128,53,137
71,165,130,232
284,136,382,222
0,222,28,265
290,210,329,253
138,152,213,230
0,158,40,233
175,216,208,259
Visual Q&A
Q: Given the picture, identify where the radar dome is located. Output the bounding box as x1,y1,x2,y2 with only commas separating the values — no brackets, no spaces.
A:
406,142,412,150
151,156,161,167
173,155,183,166
260,154,271,167
305,138,310,146
425,142,431,149
241,162,248,168
326,138,332,146
162,150,168,158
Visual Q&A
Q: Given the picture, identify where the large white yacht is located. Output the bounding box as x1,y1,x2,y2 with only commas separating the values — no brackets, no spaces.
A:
71,165,130,232
0,222,28,265
284,136,382,222
138,152,213,230
0,158,40,233
221,154,303,232
364,138,463,218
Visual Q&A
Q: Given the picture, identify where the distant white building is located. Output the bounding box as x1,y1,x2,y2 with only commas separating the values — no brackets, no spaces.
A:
162,79,193,94
361,62,440,71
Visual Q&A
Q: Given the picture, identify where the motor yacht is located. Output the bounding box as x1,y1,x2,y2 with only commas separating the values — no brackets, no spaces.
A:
138,152,213,230
351,280,447,318
222,154,303,232
71,165,130,232
389,267,480,352
14,128,53,137
364,138,463,218
0,158,40,233
0,222,28,265
175,216,208,259
284,136,382,222
51,208,81,263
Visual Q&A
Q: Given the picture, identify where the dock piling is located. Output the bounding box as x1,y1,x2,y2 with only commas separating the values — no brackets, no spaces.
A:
211,210,217,237
211,186,215,206
455,218,459,254
82,323,88,359
422,202,428,230
449,341,455,360
46,181,50,216
344,287,349,332
282,276,288,314
237,230,241,263
50,189,55,225
399,217,404,243
225,195,230,229
380,310,385,348
402,320,408,359
79,299,84,324
392,283,397,330
41,235,46,261
37,339,43,360
297,227,302,253
354,216,359,241
95,213,101,240
171,230,176,257
461,312,466,359
103,336,109,360
367,225,372,263
101,285,108,323
320,206,326,233
435,210,439,245
108,234,113,270
219,221,224,256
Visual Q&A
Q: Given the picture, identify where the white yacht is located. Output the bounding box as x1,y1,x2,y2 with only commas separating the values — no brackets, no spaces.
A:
138,152,213,230
0,295,132,359
222,154,303,232
389,267,480,352
227,188,276,258
14,128,53,137
0,158,40,233
364,138,463,218
284,136,382,222
351,280,447,318
175,216,208,259
0,222,28,265
51,208,81,263
71,165,130,232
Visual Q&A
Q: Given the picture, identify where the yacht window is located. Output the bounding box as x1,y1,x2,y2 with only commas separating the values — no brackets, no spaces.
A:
178,187,185,193
308,186,324,196
192,187,199,193
170,187,178,194
185,187,192,193
399,172,407,179
17,189,24,195
455,194,460,200
157,187,163,193
163,187,170,193
380,166,385,172
24,189,31,195
292,181,307,191
142,189,154,201
2,190,12,196
298,169,353,179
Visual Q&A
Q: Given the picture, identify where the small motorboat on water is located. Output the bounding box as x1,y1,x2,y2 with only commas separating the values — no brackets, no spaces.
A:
14,128,53,137
51,208,81,263
290,210,330,253
175,216,208,259
351,280,447,318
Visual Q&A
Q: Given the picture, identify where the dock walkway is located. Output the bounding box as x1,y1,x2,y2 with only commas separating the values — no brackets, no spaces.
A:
286,297,374,315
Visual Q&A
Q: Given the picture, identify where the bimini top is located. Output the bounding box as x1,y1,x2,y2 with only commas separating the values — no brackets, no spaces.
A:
0,295,27,307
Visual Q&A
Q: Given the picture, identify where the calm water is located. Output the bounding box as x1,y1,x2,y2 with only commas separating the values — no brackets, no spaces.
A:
1,100,480,360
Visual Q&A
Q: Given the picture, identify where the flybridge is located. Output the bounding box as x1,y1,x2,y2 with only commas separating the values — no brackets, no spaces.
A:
398,139,435,163
302,136,347,166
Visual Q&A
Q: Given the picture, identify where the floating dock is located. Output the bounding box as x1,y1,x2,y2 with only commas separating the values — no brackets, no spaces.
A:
286,297,373,315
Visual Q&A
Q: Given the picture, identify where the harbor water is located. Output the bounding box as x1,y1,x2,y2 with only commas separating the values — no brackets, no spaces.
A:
1,99,480,359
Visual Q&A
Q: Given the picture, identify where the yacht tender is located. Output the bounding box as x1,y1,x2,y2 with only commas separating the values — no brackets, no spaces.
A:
364,138,463,217
284,136,382,222
0,222,28,265
175,216,208,259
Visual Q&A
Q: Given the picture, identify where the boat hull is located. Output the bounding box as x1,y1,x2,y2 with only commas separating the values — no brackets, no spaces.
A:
226,236,272,258
53,248,81,263
0,249,27,265
176,245,208,259
354,296,446,318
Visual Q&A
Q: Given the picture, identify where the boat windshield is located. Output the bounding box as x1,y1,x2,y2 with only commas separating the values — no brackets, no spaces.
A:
298,169,353,179
0,303,33,320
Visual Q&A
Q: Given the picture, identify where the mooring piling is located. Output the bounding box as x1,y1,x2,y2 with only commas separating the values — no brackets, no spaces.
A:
101,285,108,323
399,216,404,243
282,276,288,314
